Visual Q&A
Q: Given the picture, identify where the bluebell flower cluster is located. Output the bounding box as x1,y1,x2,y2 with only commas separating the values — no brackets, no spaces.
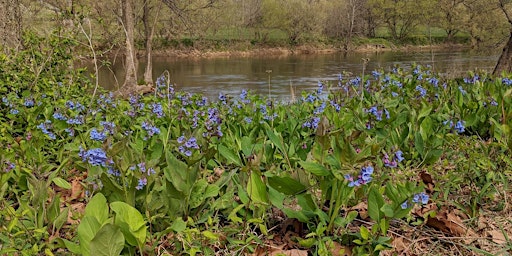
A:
218,93,227,104
303,93,317,103
65,100,85,112
366,106,389,121
463,74,480,84
415,85,427,97
383,150,404,168
177,93,192,106
444,119,465,134
37,120,56,140
24,98,35,107
107,166,121,177
79,147,109,167
196,96,208,107
349,77,361,86
502,77,512,86
150,103,164,117
177,135,200,157
136,177,147,190
317,81,324,94
303,117,321,129
97,92,116,109
53,112,67,121
344,165,374,187
204,107,223,137
100,121,116,135
427,77,439,87
240,89,251,104
10,109,19,115
141,121,160,139
372,70,382,79
90,128,107,141
330,100,341,112
66,115,84,125
400,192,430,209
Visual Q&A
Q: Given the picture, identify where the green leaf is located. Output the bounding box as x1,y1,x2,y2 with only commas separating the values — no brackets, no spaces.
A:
241,136,253,157
77,216,102,256
300,161,330,177
218,144,242,166
110,202,147,247
63,239,81,255
202,230,219,240
90,224,125,256
53,207,69,231
170,217,187,233
368,187,384,221
419,116,433,141
418,104,432,120
163,152,189,192
52,177,71,190
414,132,424,157
266,128,286,154
85,193,109,225
380,204,394,218
189,180,208,209
268,176,306,195
360,225,370,240
247,170,268,204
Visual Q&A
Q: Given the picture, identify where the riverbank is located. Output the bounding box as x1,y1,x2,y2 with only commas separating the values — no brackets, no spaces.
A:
145,42,472,59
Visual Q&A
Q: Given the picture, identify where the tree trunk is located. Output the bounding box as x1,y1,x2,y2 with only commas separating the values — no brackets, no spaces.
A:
0,0,22,52
122,0,138,88
143,0,154,85
493,31,512,76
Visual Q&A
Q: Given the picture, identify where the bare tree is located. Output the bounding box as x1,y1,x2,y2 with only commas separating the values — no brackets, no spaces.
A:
122,0,138,88
0,0,22,52
494,0,512,75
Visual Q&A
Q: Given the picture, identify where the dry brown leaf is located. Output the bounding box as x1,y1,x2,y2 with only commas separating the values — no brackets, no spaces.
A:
391,237,407,253
426,208,478,244
350,201,368,220
69,178,83,201
487,230,507,244
67,202,85,225
328,241,351,256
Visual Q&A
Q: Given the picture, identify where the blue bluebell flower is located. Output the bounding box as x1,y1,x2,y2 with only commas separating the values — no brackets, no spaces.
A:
136,177,147,190
79,147,109,167
372,70,381,79
9,109,19,115
317,81,324,94
412,192,429,205
244,117,253,124
502,78,512,86
401,201,410,209
455,120,465,133
345,165,374,187
427,77,439,87
66,115,84,125
107,167,121,177
218,93,226,103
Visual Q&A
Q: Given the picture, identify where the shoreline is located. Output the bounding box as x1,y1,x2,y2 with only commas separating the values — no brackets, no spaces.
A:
142,43,472,59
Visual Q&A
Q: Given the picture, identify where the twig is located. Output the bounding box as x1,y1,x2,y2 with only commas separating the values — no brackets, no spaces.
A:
78,19,99,108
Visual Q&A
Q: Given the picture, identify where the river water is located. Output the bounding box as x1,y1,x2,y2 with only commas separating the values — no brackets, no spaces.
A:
94,50,499,100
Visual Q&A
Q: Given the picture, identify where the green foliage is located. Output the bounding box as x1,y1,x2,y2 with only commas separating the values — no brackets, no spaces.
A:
1,34,512,254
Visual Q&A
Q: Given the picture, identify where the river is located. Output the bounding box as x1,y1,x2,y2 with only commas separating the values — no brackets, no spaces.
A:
93,49,499,100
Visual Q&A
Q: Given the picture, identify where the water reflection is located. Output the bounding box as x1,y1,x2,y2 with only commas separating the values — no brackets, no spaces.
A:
91,50,499,100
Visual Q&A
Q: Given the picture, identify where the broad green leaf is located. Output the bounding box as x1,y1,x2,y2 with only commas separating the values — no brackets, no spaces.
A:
189,180,208,209
202,230,219,240
418,104,432,120
419,116,433,141
268,176,306,195
52,177,71,190
63,239,81,255
77,216,102,256
300,161,330,177
110,202,147,247
85,193,109,225
163,152,189,192
265,128,286,154
204,184,220,198
360,225,370,240
218,144,242,166
247,170,268,204
368,187,384,222
241,136,253,157
268,186,285,209
380,204,395,218
53,207,69,231
170,217,187,233
414,132,424,157
90,224,125,256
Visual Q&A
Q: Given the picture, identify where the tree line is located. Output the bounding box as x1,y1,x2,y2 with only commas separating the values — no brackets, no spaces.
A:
2,0,512,91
